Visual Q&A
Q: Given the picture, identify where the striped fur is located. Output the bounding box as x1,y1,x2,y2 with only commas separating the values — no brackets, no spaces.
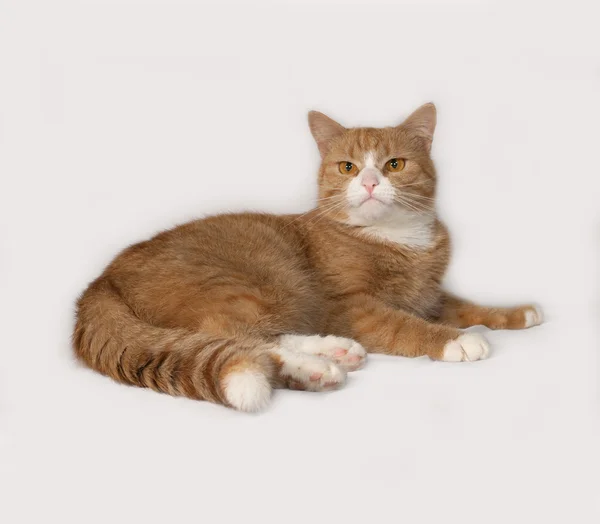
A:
74,279,277,410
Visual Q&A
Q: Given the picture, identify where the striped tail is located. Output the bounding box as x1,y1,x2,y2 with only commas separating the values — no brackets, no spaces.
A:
72,278,276,411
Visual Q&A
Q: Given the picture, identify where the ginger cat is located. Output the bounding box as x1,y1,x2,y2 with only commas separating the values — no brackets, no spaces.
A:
72,103,543,411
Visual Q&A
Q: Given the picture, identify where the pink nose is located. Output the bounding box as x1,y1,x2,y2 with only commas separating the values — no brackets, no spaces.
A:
363,181,379,195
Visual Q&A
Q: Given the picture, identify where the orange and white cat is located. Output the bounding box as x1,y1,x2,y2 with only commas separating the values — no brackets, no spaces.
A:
73,103,543,411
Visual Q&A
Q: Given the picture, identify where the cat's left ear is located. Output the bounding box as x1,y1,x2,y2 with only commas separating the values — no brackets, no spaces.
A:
401,103,437,152
308,111,346,158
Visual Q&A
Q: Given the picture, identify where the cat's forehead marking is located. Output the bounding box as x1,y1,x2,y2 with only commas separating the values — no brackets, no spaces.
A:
364,151,377,168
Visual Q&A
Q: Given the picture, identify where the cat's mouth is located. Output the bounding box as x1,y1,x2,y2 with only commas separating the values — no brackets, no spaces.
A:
345,191,394,220
358,195,391,207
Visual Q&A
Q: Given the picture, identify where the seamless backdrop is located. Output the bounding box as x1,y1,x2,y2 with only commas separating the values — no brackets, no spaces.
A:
1,0,598,523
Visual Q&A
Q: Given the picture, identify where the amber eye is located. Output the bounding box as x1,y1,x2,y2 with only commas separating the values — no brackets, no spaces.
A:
339,161,359,175
385,158,405,173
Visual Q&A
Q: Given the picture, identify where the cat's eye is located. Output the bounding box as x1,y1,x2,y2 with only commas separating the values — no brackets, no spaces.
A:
339,161,358,175
385,158,406,173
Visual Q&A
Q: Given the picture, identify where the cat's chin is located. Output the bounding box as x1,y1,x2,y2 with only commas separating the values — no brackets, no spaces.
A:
345,199,394,226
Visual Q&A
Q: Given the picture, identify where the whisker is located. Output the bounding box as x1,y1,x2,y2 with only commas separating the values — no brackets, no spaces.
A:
315,195,345,203
401,193,436,202
396,194,431,207
281,207,320,230
393,195,432,213
318,186,348,192
304,200,348,228
313,198,348,216
282,197,346,227
395,180,433,190
401,194,436,208
400,190,435,198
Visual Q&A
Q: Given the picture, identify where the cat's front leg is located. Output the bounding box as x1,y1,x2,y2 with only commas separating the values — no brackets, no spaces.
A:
338,293,490,362
438,292,543,330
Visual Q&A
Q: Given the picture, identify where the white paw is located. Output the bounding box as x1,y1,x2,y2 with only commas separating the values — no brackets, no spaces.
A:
524,305,543,328
273,348,347,391
442,333,490,362
278,334,367,371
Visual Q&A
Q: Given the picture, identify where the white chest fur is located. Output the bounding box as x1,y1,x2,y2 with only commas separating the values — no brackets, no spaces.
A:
359,212,435,249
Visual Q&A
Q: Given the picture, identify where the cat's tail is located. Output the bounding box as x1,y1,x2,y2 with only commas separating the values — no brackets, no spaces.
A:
72,278,277,412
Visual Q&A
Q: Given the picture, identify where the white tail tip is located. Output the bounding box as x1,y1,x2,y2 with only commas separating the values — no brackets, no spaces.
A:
223,369,272,412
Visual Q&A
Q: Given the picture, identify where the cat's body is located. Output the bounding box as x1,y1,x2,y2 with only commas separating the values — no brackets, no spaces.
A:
82,209,447,346
73,104,542,411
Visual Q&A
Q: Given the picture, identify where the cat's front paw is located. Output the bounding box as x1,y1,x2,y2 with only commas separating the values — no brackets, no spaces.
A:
522,304,544,328
441,333,490,362
484,304,544,330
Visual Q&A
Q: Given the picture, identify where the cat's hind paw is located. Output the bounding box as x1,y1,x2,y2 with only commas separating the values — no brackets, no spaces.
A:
273,349,347,392
278,334,367,372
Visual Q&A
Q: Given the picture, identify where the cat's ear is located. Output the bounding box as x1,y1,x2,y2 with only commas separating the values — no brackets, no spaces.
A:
401,103,437,151
308,111,346,158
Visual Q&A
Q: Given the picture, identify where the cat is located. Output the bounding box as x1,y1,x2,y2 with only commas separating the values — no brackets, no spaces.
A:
72,103,543,412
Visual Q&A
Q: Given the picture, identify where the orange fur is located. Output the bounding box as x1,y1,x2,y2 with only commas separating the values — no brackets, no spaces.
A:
439,293,540,330
72,103,542,410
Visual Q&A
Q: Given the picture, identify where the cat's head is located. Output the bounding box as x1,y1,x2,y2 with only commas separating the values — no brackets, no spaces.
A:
308,103,437,226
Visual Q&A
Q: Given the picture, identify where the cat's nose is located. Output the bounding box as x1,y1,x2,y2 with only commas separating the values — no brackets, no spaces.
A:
362,181,379,195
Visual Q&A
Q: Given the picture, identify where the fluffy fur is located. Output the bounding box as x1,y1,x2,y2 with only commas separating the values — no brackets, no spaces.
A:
72,103,542,411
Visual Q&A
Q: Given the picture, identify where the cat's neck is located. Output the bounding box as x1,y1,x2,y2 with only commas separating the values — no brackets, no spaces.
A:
349,208,436,249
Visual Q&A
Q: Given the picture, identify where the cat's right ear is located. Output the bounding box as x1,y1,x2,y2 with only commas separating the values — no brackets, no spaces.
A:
308,111,346,158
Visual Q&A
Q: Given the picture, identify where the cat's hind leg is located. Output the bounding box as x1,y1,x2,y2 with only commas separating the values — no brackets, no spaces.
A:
278,334,367,372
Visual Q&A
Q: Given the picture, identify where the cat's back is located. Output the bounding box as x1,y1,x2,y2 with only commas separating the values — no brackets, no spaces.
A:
110,212,305,272
100,212,326,332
